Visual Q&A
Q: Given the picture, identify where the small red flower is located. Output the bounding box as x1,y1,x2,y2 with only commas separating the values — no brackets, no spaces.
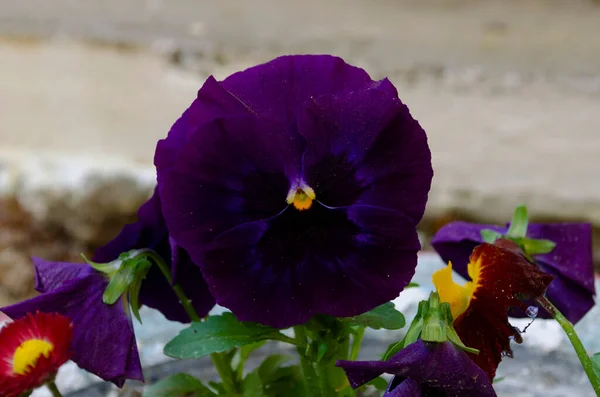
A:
433,241,554,380
0,311,73,397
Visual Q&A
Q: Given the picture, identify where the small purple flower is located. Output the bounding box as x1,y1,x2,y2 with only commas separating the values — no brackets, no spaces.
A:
93,190,215,323
432,222,595,323
155,55,433,328
337,340,496,397
2,259,143,387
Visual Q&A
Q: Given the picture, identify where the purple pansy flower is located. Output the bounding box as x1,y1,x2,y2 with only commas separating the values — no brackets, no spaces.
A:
432,222,595,323
93,189,215,323
155,55,433,328
2,258,143,387
337,340,496,397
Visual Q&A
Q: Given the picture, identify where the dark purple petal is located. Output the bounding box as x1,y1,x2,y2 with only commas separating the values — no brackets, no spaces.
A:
93,191,215,322
2,264,142,387
431,221,595,323
527,223,595,294
221,55,377,123
34,257,95,293
299,83,432,222
384,378,424,396
154,76,255,174
431,221,502,271
158,116,302,266
198,204,420,327
158,55,432,327
338,340,496,397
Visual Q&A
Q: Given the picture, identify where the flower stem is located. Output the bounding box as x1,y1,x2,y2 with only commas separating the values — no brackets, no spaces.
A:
145,251,201,322
349,327,365,361
144,250,238,393
46,381,63,397
294,326,322,397
537,296,600,395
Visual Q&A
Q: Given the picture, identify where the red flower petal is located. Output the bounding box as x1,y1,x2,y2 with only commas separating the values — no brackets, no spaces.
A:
0,312,73,397
454,242,554,380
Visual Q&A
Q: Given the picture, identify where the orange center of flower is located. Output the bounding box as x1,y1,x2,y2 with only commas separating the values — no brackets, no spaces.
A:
432,257,483,321
286,180,316,211
13,339,54,375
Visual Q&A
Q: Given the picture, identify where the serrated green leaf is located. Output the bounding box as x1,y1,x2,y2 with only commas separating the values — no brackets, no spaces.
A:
480,229,503,244
143,373,216,397
507,205,529,238
518,237,556,255
164,313,282,359
344,302,405,330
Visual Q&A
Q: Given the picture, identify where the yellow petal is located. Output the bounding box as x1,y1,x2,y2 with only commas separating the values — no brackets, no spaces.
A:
432,262,476,320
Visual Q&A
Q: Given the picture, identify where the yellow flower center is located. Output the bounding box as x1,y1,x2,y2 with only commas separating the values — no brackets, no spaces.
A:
286,181,316,211
432,258,483,320
13,339,54,375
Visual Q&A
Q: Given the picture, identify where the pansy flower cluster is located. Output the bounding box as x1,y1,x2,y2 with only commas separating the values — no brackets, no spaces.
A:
0,55,597,397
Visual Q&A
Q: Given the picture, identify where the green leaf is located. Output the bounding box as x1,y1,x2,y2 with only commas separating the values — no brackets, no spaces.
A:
493,377,505,384
164,313,282,359
129,258,152,323
367,376,389,391
257,354,293,384
242,372,263,397
518,237,556,255
262,365,306,397
344,302,405,330
592,352,600,377
382,340,404,361
506,205,529,238
480,229,503,244
103,260,137,305
143,373,216,397
406,282,420,288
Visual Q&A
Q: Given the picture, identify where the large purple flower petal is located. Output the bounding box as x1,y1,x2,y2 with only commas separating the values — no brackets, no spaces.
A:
157,55,432,327
93,191,215,323
2,260,142,387
155,76,255,175
383,378,423,396
221,55,379,123
338,340,496,397
431,221,595,323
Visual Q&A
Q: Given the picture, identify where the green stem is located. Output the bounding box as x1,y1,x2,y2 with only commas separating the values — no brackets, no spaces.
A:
271,332,301,346
145,251,201,322
294,326,322,397
144,250,238,393
46,381,63,397
349,327,365,361
537,296,600,396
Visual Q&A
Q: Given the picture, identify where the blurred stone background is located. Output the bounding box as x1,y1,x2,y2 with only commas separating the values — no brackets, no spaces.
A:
1,0,600,395
3,0,600,306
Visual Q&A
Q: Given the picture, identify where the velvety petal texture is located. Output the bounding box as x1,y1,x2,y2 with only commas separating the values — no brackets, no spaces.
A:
2,259,143,387
431,221,595,323
434,242,554,380
93,190,215,323
337,340,496,397
156,55,433,328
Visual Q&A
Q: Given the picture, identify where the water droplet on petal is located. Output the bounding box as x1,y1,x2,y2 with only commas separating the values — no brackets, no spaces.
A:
526,306,539,319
